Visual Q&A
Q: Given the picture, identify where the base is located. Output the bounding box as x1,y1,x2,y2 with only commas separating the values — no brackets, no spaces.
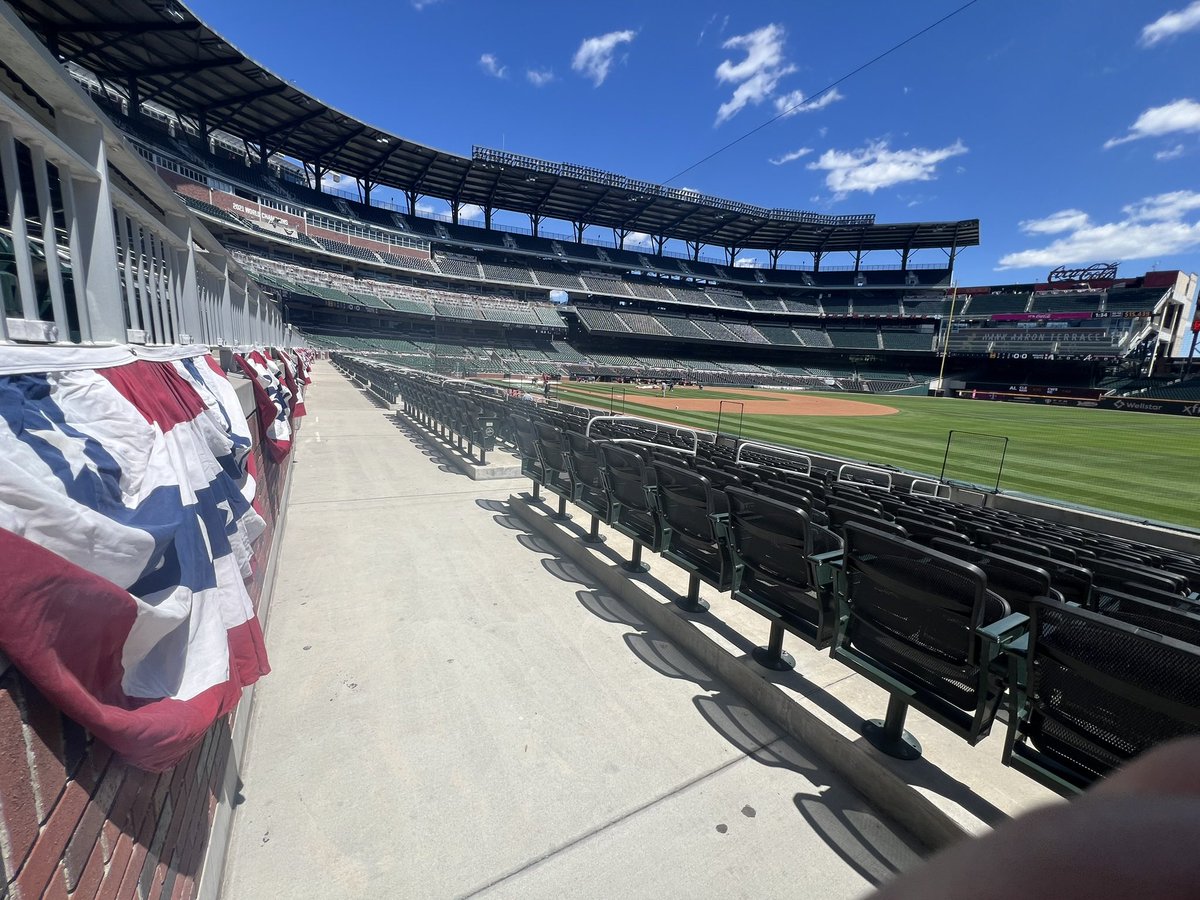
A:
751,646,796,671
861,719,923,761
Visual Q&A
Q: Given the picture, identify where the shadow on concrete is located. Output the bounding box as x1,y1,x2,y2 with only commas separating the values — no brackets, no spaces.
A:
492,493,999,849
387,413,466,477
763,670,1008,828
794,789,921,885
574,589,645,628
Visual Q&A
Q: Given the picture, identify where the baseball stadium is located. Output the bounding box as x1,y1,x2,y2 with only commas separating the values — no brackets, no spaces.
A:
1,1,1199,899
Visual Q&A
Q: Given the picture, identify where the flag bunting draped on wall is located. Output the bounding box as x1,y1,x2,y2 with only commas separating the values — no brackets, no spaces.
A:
0,344,282,771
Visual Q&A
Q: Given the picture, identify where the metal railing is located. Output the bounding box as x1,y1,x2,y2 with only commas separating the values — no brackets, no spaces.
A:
0,9,294,350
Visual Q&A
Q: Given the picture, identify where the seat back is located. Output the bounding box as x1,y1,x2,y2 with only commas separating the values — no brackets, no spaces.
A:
829,505,906,538
653,462,719,539
565,431,607,514
652,461,731,589
534,420,569,474
991,543,1094,606
597,442,663,548
1090,587,1200,646
839,523,1008,721
1088,557,1187,597
1010,598,1200,791
929,539,1055,615
726,486,840,646
510,414,545,480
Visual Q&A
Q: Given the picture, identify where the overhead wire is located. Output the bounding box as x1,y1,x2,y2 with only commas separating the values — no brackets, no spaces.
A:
661,0,985,185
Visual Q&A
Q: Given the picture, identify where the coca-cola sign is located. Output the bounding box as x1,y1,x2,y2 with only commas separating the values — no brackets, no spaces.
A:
1047,262,1118,283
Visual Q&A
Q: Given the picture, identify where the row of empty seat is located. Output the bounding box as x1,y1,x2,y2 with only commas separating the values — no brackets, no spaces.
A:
369,370,1200,798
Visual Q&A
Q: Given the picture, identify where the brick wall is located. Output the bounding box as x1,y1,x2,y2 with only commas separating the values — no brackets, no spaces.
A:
1,401,294,900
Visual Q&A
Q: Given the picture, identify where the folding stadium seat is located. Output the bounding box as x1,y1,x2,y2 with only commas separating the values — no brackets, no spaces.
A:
510,415,548,502
725,487,844,670
597,443,668,573
650,462,734,613
988,544,1094,607
1089,587,1200,645
533,421,575,520
828,505,908,540
892,514,968,549
831,524,1024,760
928,539,1059,615
1087,557,1187,598
564,431,609,543
696,463,743,492
1002,598,1200,795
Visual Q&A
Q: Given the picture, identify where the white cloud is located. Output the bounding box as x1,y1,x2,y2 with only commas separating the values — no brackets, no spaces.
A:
478,53,506,79
411,0,441,9
1104,98,1200,147
733,256,760,268
415,202,436,215
773,87,843,117
526,68,555,87
768,146,812,166
1156,143,1187,160
625,232,653,247
1140,1,1200,46
714,24,796,124
997,189,1200,269
571,30,636,86
1123,189,1200,221
457,203,484,220
1019,209,1091,235
806,139,967,196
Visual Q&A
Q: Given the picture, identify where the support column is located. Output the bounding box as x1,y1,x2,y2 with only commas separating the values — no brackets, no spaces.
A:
56,174,92,341
57,112,125,342
169,213,199,343
0,122,40,322
29,144,70,336
769,249,783,270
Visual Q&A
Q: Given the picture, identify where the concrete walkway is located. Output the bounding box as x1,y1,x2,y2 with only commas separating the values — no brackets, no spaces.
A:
220,363,924,899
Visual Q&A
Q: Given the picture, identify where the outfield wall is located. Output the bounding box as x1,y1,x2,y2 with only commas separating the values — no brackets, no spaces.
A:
957,389,1200,417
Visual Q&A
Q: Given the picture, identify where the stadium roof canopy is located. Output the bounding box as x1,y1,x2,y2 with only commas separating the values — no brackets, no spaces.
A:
14,0,979,256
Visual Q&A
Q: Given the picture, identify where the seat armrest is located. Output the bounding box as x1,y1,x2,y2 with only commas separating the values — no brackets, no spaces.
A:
809,550,844,567
977,612,1029,645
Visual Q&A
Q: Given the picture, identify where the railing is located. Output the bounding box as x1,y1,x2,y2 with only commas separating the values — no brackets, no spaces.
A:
0,58,292,349
585,415,701,457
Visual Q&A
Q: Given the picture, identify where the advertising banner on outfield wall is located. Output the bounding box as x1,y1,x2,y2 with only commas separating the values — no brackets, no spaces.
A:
963,390,1199,416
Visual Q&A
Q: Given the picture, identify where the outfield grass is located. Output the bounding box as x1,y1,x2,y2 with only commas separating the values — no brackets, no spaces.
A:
552,382,1200,529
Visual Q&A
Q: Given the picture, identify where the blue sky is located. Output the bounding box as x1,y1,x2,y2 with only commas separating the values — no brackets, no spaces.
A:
188,0,1200,288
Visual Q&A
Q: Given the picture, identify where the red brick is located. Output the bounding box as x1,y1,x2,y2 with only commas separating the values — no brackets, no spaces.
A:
76,743,114,792
63,762,121,890
111,839,147,900
106,765,145,834
169,873,194,900
0,673,39,875
42,863,69,900
12,777,88,899
18,680,68,822
95,833,133,900
70,839,105,900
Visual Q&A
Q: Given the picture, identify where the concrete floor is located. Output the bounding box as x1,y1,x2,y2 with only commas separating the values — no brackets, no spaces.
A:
220,363,924,899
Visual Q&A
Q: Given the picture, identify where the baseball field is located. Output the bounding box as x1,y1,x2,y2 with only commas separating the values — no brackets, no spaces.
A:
548,381,1199,530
